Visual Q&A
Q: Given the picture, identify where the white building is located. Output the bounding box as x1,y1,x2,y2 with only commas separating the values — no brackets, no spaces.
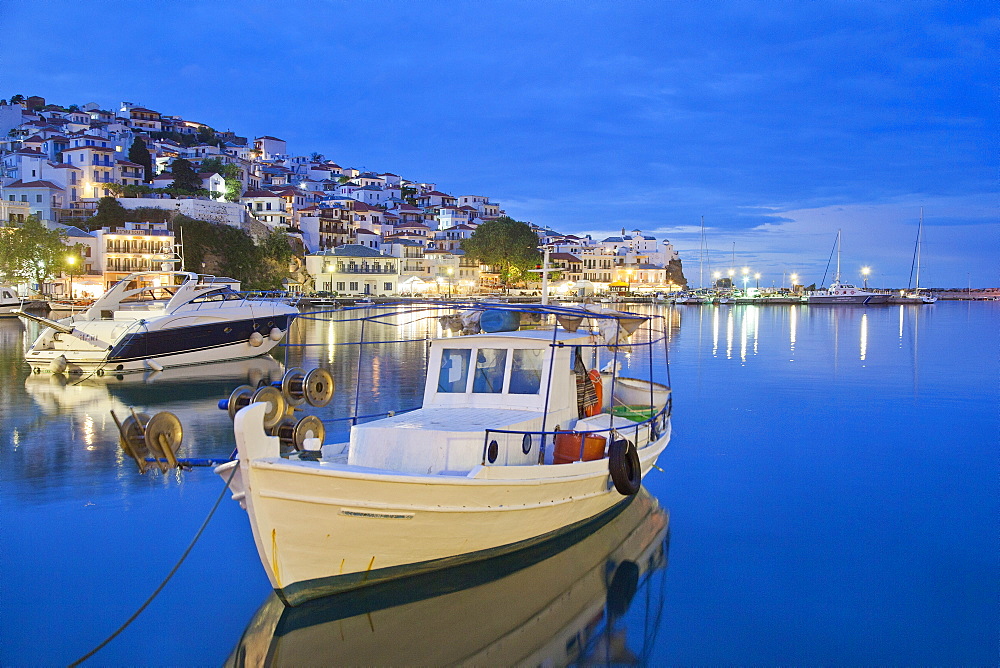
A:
305,244,400,296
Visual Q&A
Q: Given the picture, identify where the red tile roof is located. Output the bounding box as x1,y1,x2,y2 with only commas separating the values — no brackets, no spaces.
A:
6,179,63,189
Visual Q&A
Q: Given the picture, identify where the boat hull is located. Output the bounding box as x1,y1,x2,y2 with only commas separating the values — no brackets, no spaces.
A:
224,403,671,606
807,294,890,305
25,313,295,374
225,488,668,666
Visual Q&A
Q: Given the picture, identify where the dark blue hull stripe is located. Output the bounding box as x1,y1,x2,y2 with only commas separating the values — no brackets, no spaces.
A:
107,314,295,363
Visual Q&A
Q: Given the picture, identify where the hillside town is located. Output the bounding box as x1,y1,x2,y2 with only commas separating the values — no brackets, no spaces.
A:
0,94,687,299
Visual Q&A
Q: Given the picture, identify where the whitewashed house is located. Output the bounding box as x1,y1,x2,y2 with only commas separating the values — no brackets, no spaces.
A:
305,244,400,296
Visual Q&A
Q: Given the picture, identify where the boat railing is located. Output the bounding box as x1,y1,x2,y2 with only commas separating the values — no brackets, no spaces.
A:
237,290,301,306
482,404,670,467
320,406,421,428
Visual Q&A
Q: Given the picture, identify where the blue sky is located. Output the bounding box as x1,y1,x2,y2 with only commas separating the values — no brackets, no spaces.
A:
1,0,996,287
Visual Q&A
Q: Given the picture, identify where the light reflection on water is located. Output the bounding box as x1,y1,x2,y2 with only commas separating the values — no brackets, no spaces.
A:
0,302,996,665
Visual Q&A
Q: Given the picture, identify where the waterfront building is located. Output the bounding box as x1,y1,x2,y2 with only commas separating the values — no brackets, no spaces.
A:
305,244,400,296
97,221,178,288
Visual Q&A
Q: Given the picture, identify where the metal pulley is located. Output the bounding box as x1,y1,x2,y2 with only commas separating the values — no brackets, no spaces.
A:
303,368,334,407
145,412,184,460
270,415,326,451
112,409,183,473
293,414,325,449
252,385,287,430
280,367,308,406
278,367,335,407
222,385,256,420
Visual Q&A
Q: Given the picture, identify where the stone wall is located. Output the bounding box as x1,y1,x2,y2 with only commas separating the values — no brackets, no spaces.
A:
117,198,246,228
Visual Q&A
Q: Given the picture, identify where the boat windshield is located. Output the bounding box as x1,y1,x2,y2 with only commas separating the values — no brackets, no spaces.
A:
509,349,544,394
120,286,179,303
189,288,244,303
472,349,507,394
437,346,544,396
437,349,471,393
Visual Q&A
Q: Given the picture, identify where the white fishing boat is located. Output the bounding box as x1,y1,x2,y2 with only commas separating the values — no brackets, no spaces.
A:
18,271,298,375
214,303,673,606
225,487,668,666
808,230,889,305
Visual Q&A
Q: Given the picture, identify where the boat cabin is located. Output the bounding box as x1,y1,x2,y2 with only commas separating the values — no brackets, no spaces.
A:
347,328,647,475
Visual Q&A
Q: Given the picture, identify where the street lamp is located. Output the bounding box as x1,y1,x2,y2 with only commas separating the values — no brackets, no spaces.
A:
790,273,798,292
754,272,761,289
861,266,871,290
627,269,634,292
65,255,77,300
713,271,721,288
741,267,749,291
447,266,454,298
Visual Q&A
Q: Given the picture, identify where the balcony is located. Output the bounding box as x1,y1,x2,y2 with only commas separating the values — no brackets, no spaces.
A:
331,267,398,275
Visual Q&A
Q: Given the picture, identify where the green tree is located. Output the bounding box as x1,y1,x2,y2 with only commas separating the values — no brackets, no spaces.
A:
172,216,295,290
10,94,25,104
128,137,153,182
200,158,243,202
0,215,69,290
87,196,128,231
169,158,201,194
461,216,541,289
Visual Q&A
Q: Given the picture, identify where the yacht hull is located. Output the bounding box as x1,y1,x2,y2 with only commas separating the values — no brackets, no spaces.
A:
221,403,671,606
807,294,890,305
25,313,295,374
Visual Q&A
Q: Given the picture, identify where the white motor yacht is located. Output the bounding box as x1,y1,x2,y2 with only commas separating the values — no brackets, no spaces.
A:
19,271,298,374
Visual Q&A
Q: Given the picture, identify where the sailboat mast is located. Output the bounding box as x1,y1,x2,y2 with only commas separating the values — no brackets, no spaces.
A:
835,229,842,283
915,207,923,290
699,215,705,289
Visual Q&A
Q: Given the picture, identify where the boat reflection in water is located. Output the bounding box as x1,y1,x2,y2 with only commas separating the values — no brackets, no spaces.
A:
23,356,284,418
227,489,669,667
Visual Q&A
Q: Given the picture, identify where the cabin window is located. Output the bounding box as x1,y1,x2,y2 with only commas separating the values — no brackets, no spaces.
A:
472,348,507,394
509,349,544,394
437,349,471,393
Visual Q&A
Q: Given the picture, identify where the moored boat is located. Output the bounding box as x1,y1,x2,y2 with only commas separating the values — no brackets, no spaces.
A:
225,487,669,666
807,281,891,305
0,286,48,316
214,302,673,606
808,230,889,305
18,271,298,375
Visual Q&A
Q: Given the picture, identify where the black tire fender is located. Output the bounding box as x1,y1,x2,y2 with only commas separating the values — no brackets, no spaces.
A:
609,438,641,495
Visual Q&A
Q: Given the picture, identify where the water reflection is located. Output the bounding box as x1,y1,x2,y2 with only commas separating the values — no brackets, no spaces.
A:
227,490,669,667
674,303,932,367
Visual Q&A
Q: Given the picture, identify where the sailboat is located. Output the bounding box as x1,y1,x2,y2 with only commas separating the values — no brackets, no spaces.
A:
807,230,890,305
902,208,937,304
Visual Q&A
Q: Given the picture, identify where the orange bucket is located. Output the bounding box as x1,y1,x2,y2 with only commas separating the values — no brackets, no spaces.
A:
554,431,607,464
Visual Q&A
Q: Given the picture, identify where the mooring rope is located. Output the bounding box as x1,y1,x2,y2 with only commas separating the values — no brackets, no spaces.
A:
69,465,237,666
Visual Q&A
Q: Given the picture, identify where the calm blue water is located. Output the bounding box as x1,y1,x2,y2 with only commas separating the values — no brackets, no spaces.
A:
0,302,996,665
